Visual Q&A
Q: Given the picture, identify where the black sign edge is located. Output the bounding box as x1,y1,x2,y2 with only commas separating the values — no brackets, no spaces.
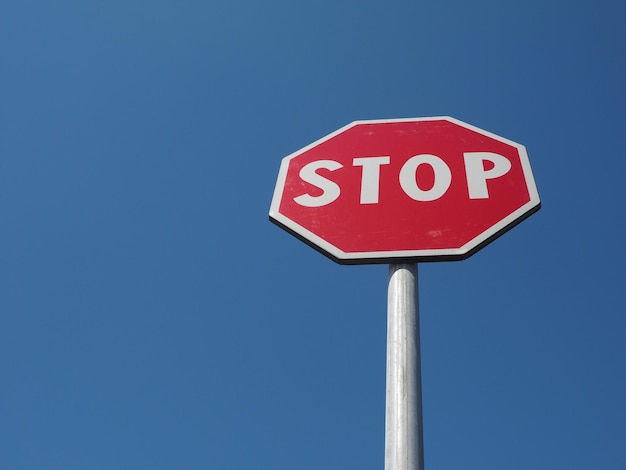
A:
268,201,541,266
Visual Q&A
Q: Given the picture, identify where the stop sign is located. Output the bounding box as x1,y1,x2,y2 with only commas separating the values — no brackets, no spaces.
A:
269,116,540,264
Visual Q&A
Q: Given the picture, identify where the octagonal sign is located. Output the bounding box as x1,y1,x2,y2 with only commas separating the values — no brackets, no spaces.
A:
269,116,540,264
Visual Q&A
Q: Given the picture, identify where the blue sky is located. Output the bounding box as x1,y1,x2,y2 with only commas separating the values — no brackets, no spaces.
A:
1,1,625,469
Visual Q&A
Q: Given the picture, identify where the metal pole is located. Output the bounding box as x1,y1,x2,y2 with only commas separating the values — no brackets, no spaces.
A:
385,263,424,470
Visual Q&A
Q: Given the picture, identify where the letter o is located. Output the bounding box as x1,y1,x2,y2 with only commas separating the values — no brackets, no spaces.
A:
399,154,452,201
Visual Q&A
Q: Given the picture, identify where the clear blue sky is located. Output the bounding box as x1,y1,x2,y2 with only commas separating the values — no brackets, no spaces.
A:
2,1,625,469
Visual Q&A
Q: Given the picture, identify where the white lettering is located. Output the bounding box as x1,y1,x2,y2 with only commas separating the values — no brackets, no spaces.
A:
293,160,343,207
353,156,390,204
464,152,512,199
399,154,452,201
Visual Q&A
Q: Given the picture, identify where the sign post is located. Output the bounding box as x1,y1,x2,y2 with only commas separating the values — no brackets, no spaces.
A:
269,117,540,469
386,264,423,470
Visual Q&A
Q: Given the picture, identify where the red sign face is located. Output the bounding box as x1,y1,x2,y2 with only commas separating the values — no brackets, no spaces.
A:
269,117,540,264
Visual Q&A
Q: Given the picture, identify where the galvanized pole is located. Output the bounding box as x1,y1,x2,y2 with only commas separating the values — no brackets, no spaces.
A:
385,263,424,470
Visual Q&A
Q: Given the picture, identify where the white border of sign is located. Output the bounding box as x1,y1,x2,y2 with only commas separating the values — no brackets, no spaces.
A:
269,116,541,264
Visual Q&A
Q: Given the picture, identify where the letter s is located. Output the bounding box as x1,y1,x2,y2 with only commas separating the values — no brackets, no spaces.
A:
293,160,343,207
